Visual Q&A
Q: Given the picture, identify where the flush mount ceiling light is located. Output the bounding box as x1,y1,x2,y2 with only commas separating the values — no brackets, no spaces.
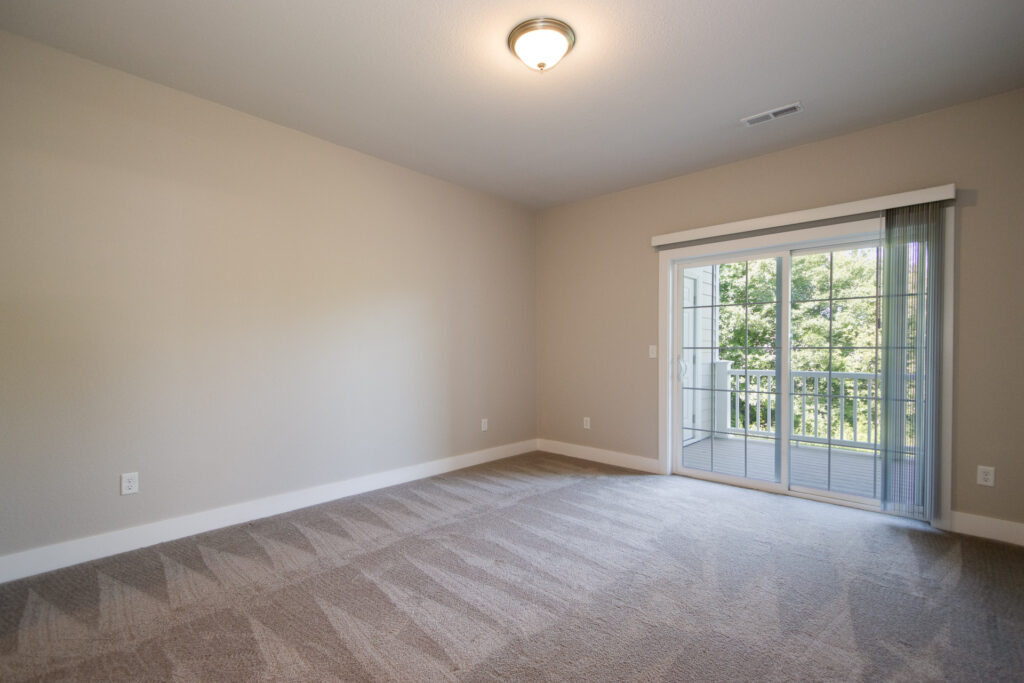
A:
508,18,575,71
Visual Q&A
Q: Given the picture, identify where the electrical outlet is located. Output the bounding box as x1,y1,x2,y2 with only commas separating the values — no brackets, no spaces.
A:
649,345,658,359
977,466,995,487
120,472,139,495
583,417,591,430
481,418,488,432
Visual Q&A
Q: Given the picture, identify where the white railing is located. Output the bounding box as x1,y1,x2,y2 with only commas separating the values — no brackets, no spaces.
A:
722,366,878,450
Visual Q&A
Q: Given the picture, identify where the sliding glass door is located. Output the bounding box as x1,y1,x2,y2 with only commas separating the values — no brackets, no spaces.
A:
676,257,783,483
664,203,948,521
671,226,888,507
789,245,882,501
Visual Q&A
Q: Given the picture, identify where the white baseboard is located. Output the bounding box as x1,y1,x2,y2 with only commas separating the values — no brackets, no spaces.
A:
947,511,1024,547
5,439,1018,584
538,439,1024,547
536,439,663,474
0,440,537,584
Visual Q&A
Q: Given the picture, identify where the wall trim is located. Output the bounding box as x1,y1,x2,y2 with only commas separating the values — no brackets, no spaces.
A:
0,439,538,584
5,438,1017,583
947,511,1024,547
536,439,663,474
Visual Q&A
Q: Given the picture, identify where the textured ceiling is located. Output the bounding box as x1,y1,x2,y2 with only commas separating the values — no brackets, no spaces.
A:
2,1,1024,208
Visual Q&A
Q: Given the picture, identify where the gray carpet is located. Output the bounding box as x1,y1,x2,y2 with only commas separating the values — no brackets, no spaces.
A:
1,452,1022,681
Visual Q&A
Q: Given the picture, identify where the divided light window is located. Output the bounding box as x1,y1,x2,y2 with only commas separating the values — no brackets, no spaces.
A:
669,216,901,510
789,244,882,501
678,258,782,483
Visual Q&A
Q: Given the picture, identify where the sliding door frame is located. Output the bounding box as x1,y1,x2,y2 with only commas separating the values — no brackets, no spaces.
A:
657,206,956,522
670,247,792,490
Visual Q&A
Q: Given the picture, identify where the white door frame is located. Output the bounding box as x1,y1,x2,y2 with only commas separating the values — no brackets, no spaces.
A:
669,249,789,485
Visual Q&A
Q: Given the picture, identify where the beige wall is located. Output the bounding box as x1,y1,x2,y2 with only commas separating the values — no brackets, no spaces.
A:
537,88,1024,524
0,32,536,555
3,28,1022,560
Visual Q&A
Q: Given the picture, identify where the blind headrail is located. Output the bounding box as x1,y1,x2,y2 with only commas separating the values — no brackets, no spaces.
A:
651,184,955,248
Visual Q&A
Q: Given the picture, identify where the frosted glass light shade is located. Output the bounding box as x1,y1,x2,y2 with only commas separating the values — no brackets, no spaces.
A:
508,18,575,71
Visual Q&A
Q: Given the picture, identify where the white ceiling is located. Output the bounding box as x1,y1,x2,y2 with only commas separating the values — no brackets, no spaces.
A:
2,1,1024,208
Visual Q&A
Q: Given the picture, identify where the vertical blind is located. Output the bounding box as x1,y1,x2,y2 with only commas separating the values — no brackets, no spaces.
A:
880,202,944,520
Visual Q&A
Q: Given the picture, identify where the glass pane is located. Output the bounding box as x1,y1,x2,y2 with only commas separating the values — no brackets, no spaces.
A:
830,377,878,444
846,395,879,445
746,435,778,482
710,432,746,477
831,347,878,376
716,348,749,389
682,430,714,471
717,261,747,305
747,303,777,350
792,348,828,374
681,264,715,307
831,247,879,299
747,258,779,304
791,389,828,442
746,348,777,371
831,297,877,349
716,305,747,348
828,445,878,498
680,388,725,432
745,348,778,396
745,391,777,434
790,440,829,489
687,347,715,389
746,369,777,396
681,300,716,353
791,301,831,348
791,252,830,302
790,372,816,400
681,430,750,477
827,397,848,444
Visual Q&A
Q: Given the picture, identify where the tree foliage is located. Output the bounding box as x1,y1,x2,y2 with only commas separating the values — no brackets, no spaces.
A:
715,250,879,375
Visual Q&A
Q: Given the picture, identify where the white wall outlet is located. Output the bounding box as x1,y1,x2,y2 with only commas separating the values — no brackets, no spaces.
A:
977,466,995,487
649,345,657,359
583,417,591,430
481,418,488,432
120,472,139,495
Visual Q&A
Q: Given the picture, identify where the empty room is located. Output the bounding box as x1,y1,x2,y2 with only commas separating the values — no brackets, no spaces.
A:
1,1,1023,681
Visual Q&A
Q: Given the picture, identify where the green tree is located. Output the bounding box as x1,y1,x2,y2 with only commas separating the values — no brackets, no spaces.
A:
714,249,880,444
716,250,879,371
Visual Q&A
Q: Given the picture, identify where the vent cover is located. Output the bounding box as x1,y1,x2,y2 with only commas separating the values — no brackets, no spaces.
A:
742,101,803,126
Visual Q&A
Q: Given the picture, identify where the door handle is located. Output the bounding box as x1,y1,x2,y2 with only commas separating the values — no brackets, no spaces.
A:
677,356,688,381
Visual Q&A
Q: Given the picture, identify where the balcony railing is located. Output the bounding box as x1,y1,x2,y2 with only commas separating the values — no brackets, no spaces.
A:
719,363,879,451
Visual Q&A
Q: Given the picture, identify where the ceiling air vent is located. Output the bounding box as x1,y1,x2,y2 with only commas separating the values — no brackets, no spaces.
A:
742,101,803,127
